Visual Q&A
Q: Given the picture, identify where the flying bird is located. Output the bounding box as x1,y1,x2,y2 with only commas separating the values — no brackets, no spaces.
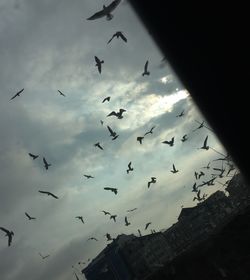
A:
194,171,199,180
125,216,131,226
38,190,59,199
9,88,24,101
107,125,117,138
43,157,51,170
107,108,126,119
148,177,156,188
28,153,39,160
110,215,117,222
88,237,98,241
94,56,104,74
198,171,205,179
142,60,150,76
39,252,50,259
101,210,111,215
0,227,14,246
75,216,84,224
162,137,174,146
137,136,144,144
144,126,156,136
176,110,184,117
25,212,36,220
192,183,198,193
200,136,209,150
181,134,188,142
126,161,134,174
104,187,118,195
107,31,127,44
58,90,66,97
193,120,205,132
84,174,94,179
102,96,111,103
94,142,103,150
112,134,119,140
145,222,151,230
127,208,137,212
86,0,121,21
171,164,179,173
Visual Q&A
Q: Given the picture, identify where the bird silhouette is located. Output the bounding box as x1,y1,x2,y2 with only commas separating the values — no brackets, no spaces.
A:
193,120,205,132
102,96,111,103
198,171,205,179
94,142,103,150
94,56,104,74
58,90,66,97
145,222,151,230
125,216,131,226
107,125,117,138
107,108,126,119
144,126,156,136
162,137,174,146
28,153,39,160
142,60,150,76
137,136,144,144
25,212,36,220
110,215,117,222
176,110,184,117
101,210,111,215
88,237,98,241
9,88,24,101
148,177,156,188
43,157,51,170
127,208,137,212
84,174,94,179
171,164,179,173
194,171,199,180
107,31,127,44
200,135,209,150
104,187,118,195
127,161,134,174
0,227,14,246
87,0,121,21
39,252,50,259
75,216,84,224
38,190,58,199
191,183,198,193
112,134,119,140
181,134,188,142
105,233,113,241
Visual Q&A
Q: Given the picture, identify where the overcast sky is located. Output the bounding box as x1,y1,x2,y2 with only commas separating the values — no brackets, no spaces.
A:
0,1,235,279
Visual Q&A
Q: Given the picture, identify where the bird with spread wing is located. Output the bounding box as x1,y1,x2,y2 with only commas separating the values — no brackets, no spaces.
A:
0,227,14,246
87,0,121,21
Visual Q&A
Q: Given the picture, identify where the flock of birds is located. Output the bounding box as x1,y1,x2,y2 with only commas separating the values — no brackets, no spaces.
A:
1,0,238,279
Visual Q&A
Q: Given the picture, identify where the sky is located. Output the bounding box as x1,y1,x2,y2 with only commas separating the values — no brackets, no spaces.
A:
0,0,236,279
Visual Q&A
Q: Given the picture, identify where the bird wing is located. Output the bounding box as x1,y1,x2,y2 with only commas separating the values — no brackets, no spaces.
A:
39,190,48,195
48,192,58,199
97,64,102,74
173,164,176,172
8,234,13,246
87,9,106,20
204,136,208,146
128,161,131,168
0,227,9,234
25,212,31,219
144,60,149,71
107,34,115,44
10,93,18,100
120,32,127,42
107,125,115,135
95,56,100,64
43,157,48,165
10,88,24,100
58,90,65,96
107,111,117,117
106,0,121,12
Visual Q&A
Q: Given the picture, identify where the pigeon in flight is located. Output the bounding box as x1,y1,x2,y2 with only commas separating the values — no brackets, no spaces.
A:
144,126,156,136
94,142,103,150
137,136,144,144
200,136,209,150
110,215,117,222
39,252,50,259
176,110,184,117
0,227,14,246
107,31,127,44
148,177,156,188
58,90,66,97
127,208,137,212
171,164,179,173
43,157,51,170
38,190,59,199
9,88,24,101
101,210,111,215
88,237,98,241
145,222,151,230
84,174,94,179
126,161,134,174
142,60,150,76
162,137,174,146
94,56,104,74
28,153,39,160
87,0,121,21
102,96,111,103
104,187,118,195
25,212,36,220
107,108,126,119
125,216,131,226
181,134,188,142
75,216,84,224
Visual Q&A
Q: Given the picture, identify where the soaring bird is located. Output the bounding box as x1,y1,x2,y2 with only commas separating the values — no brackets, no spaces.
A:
171,164,179,173
137,136,144,144
102,96,111,103
176,110,184,117
39,252,50,259
101,210,111,215
200,136,209,150
127,208,137,212
126,161,133,174
84,174,94,179
58,90,66,97
75,216,84,224
87,0,121,21
144,126,156,136
107,108,126,119
28,153,39,160
145,222,151,230
148,177,156,188
0,227,14,246
88,237,98,241
38,190,59,199
94,142,103,150
162,137,174,146
43,157,51,170
104,187,118,195
142,60,150,76
9,88,24,101
25,212,36,220
110,215,117,222
94,56,104,74
181,134,188,142
107,31,127,44
125,216,131,226
107,125,117,138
